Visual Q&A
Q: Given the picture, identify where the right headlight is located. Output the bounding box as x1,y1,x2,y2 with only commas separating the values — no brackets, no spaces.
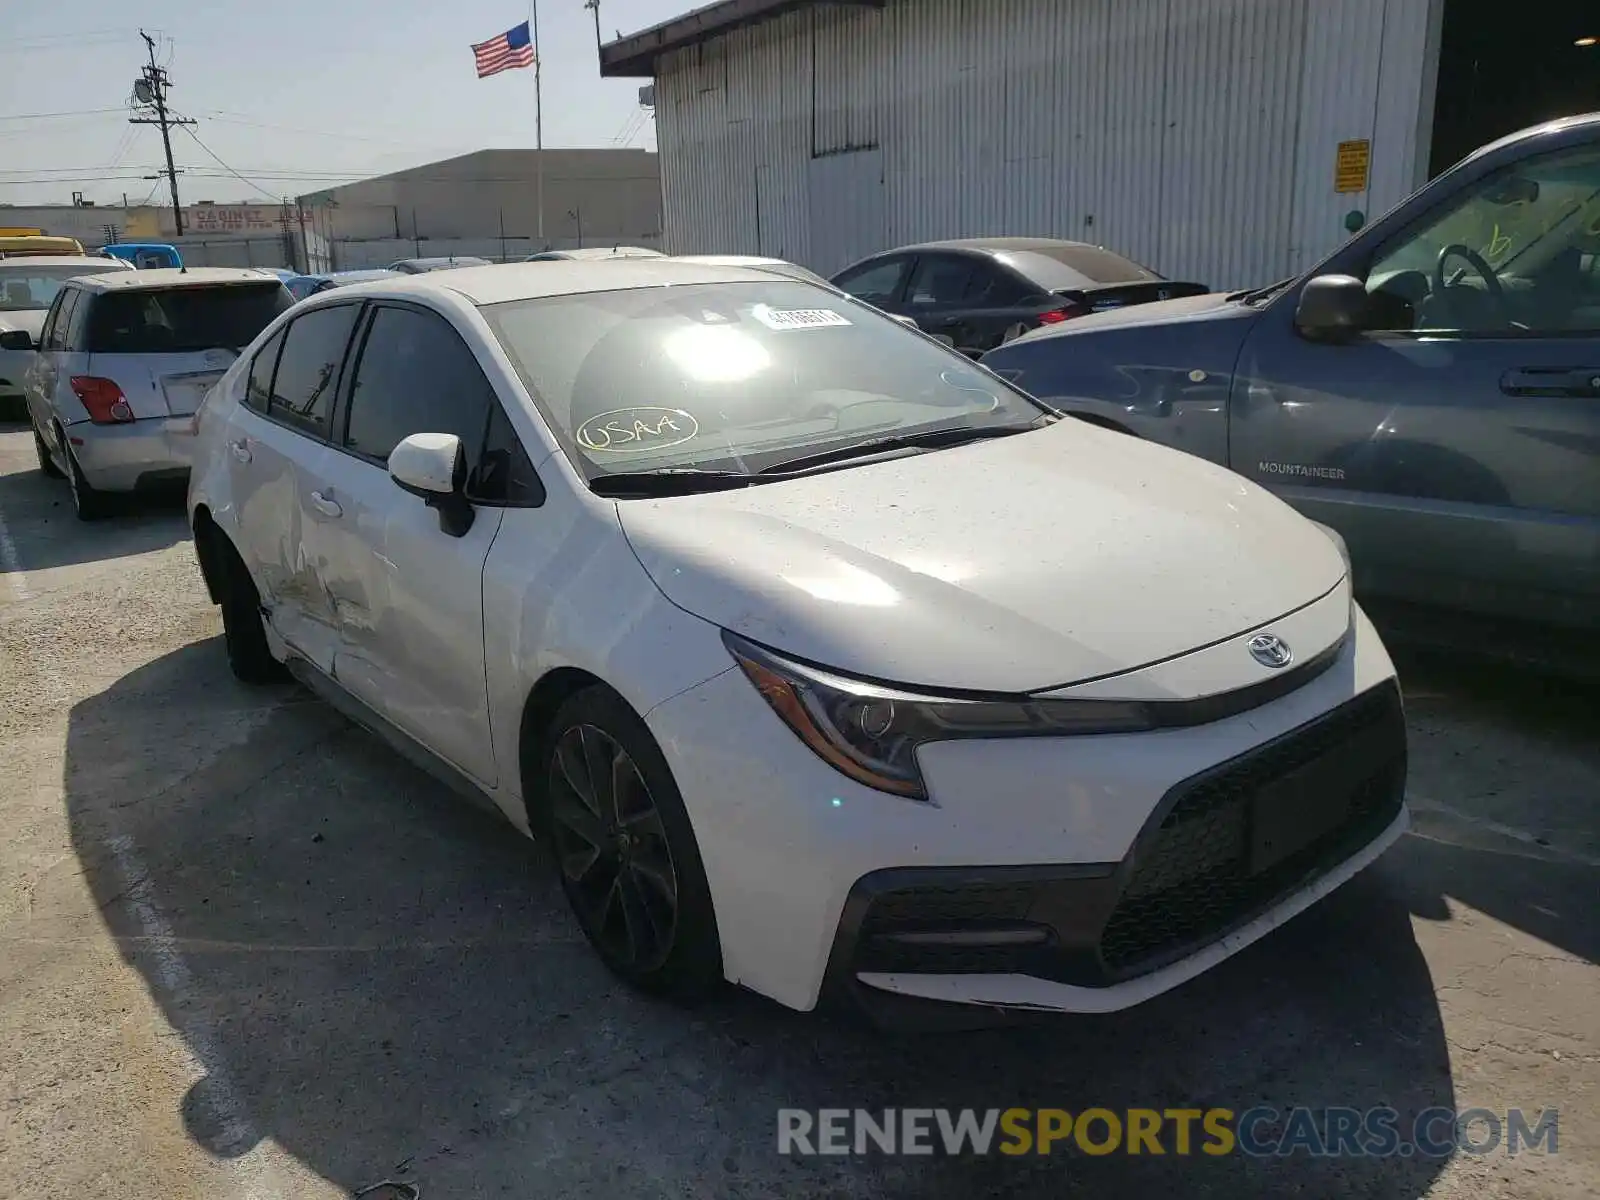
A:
723,632,1156,801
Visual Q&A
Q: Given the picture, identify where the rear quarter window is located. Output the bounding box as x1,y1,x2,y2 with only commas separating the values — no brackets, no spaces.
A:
83,283,292,354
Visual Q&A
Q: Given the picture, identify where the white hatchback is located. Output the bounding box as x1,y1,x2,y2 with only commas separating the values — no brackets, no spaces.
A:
24,267,292,518
187,259,1408,1017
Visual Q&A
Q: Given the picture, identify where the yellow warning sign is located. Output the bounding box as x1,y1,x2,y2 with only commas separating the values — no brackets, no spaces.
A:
1335,139,1371,194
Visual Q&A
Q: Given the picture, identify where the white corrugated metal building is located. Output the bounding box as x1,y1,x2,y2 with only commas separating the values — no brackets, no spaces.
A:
600,0,1588,289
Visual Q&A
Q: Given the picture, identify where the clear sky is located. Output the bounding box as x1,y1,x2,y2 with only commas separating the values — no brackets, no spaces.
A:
1,0,684,207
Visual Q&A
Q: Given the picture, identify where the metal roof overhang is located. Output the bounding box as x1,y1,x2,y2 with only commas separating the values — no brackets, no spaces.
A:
599,0,885,77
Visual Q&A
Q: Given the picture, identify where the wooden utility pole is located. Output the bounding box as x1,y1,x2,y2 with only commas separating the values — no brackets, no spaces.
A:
129,32,196,236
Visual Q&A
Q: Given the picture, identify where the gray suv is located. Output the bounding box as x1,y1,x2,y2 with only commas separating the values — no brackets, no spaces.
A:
985,114,1600,659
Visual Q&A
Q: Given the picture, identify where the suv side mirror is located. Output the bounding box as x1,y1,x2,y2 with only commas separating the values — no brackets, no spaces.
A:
0,329,35,351
1294,275,1370,342
389,431,475,537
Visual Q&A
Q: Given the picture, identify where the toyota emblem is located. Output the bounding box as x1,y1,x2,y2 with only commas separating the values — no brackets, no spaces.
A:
1248,633,1294,669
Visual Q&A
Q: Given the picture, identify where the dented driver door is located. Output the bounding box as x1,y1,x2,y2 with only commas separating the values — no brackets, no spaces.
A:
314,303,505,788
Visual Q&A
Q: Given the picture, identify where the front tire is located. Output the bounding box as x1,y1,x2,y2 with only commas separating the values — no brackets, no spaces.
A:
539,687,722,1001
215,537,286,684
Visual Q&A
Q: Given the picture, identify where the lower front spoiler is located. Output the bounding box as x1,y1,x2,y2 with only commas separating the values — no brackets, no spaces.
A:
849,806,1407,1018
819,678,1409,1018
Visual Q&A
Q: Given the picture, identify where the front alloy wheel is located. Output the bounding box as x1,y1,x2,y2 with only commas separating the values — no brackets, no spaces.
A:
539,688,721,1000
549,724,680,973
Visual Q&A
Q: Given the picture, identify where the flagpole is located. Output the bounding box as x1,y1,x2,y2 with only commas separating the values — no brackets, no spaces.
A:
531,1,545,244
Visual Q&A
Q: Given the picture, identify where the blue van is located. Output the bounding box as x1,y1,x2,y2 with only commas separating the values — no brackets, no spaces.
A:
100,243,183,270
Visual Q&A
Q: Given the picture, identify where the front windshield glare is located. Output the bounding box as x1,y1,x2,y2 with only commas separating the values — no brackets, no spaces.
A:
480,281,1043,477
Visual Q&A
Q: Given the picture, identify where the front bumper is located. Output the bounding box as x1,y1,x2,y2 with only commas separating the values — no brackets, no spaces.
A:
828,679,1406,1010
67,416,194,492
646,602,1404,1013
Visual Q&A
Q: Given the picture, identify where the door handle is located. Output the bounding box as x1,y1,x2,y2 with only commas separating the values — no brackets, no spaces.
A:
229,439,252,463
310,491,343,518
1500,367,1600,398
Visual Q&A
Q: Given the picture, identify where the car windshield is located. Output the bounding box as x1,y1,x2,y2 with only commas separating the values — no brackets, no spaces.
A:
1008,245,1163,290
481,280,1046,480
83,283,292,353
0,265,109,312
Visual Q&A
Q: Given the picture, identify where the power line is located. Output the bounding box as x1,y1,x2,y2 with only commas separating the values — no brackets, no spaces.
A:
0,31,132,56
0,107,128,122
180,126,288,203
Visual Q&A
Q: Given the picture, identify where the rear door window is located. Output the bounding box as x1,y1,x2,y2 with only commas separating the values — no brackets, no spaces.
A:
907,255,976,307
267,304,360,438
245,328,285,414
83,283,292,354
42,289,77,351
64,289,94,350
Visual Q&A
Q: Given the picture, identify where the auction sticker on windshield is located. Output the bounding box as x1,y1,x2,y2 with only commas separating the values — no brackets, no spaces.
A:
751,304,852,331
577,407,700,453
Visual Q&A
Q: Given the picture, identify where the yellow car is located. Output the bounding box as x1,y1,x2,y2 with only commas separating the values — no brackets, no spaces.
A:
0,235,86,259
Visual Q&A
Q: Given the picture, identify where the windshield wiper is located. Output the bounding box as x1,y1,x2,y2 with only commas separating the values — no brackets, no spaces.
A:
756,421,1046,476
587,468,757,498
1229,277,1294,306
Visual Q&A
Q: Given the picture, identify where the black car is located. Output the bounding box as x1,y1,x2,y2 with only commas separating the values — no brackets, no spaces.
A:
830,237,1206,357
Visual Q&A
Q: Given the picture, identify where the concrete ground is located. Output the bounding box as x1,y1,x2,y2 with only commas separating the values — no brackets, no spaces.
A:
0,424,1594,1199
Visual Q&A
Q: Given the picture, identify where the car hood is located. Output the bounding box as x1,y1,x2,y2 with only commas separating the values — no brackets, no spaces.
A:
0,309,46,339
617,421,1346,693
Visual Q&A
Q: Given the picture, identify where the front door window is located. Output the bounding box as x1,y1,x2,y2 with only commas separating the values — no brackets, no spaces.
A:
1365,143,1600,335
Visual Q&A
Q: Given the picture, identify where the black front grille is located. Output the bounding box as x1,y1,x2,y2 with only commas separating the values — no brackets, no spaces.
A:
824,682,1408,997
1098,681,1406,975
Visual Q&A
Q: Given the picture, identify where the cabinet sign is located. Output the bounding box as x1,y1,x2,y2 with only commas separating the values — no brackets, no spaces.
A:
1335,139,1371,194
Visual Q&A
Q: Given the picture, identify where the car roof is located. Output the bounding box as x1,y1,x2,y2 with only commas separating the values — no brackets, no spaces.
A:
888,237,1106,256
670,254,832,283
538,246,663,261
673,254,789,267
70,267,284,293
0,255,134,271
330,268,402,279
393,256,489,267
320,257,796,306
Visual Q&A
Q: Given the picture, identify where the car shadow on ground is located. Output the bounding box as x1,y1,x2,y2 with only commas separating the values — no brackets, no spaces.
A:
0,437,187,574
64,639,1458,1198
1390,649,1600,967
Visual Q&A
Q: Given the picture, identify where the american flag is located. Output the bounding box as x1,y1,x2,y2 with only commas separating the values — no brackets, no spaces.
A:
472,20,536,78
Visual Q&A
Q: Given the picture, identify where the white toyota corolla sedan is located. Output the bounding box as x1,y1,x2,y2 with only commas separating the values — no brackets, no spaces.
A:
187,259,1407,1016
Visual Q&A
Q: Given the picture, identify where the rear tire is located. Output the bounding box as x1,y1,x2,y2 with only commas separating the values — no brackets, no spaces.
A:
33,423,63,479
63,440,112,521
537,686,722,1002
215,536,287,684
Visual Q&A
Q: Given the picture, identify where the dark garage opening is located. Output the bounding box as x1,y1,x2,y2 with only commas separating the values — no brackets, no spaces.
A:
1430,0,1600,176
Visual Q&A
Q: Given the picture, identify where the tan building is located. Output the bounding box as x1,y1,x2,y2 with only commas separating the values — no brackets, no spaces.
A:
296,148,664,269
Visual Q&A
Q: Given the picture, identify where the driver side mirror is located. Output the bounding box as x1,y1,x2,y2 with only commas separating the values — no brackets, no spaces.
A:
1294,274,1370,343
0,330,35,352
389,431,475,537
